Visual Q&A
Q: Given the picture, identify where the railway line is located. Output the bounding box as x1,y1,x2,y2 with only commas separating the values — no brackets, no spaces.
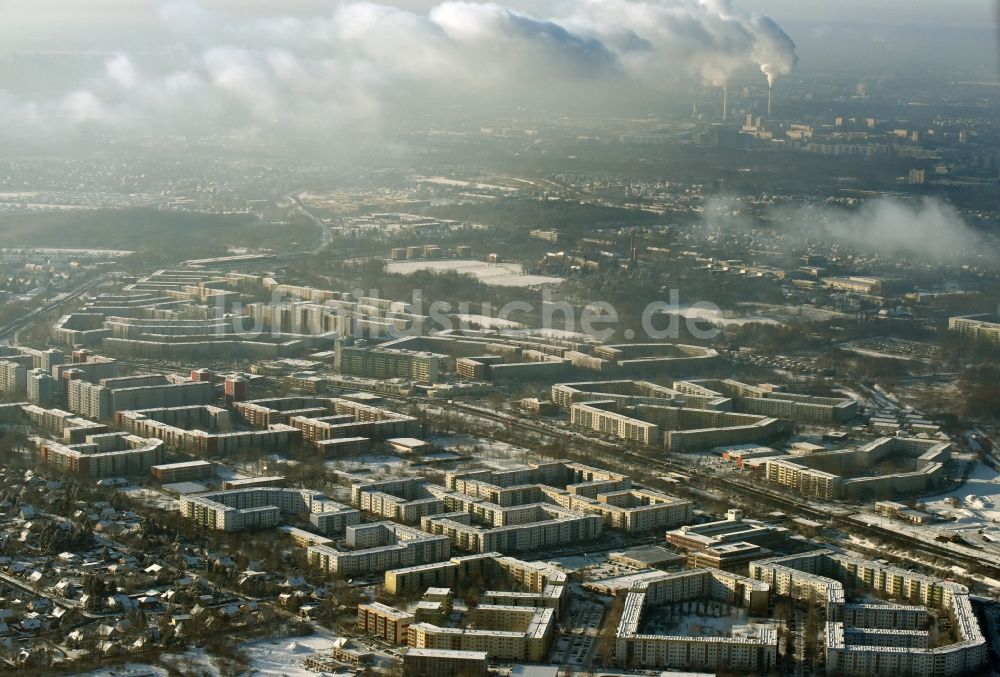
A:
445,401,1000,583
0,276,104,343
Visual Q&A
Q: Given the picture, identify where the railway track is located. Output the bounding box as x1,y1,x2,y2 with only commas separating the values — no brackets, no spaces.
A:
0,276,103,342
445,401,1000,583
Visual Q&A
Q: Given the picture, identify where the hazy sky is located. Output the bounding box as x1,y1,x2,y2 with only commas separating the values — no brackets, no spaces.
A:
0,1,994,57
0,0,996,151
0,0,994,32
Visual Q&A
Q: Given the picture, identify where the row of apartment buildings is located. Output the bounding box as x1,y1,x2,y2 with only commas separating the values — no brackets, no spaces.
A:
614,568,774,671
750,550,987,676
761,437,952,500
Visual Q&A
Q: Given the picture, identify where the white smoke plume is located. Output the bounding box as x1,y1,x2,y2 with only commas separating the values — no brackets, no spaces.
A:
706,196,992,264
0,0,797,141
802,198,989,263
751,15,797,87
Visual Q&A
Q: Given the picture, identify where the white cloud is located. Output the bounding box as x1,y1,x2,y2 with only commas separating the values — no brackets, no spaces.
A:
0,0,797,140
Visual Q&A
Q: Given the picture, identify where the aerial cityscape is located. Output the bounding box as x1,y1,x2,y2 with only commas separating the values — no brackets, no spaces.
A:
0,1,998,676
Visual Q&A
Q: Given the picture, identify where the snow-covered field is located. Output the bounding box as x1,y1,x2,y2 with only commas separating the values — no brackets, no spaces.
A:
326,453,409,474
432,434,540,468
741,302,852,323
77,634,356,677
506,327,597,342
238,635,345,676
417,176,516,192
387,259,564,287
923,462,1000,525
657,306,782,327
117,486,177,510
454,313,524,329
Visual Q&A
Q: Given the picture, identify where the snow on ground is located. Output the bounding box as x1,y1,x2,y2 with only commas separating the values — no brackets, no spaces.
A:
742,302,852,323
923,462,1000,525
77,635,354,677
431,434,540,468
541,552,609,571
657,306,782,327
75,649,216,677
640,603,773,638
387,259,564,287
76,664,168,677
417,176,516,192
503,327,598,342
239,634,344,677
840,345,922,362
454,313,524,329
117,486,177,510
421,451,463,461
327,453,409,473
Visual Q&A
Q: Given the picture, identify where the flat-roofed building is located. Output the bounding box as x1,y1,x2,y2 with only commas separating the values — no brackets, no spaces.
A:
762,437,952,500
69,375,213,420
541,486,692,532
948,314,1000,346
613,568,773,671
385,553,566,600
402,648,487,677
179,487,345,532
749,550,987,677
222,476,286,490
307,522,450,576
357,602,414,644
408,606,554,662
117,405,301,456
40,432,165,478
667,509,789,553
151,460,215,483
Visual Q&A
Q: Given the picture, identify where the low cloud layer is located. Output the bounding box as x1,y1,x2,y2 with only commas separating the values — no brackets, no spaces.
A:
0,0,796,143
